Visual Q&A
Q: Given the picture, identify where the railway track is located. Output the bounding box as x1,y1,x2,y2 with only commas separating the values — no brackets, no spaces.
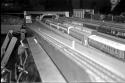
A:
26,21,125,82
43,18,125,60
40,30,125,82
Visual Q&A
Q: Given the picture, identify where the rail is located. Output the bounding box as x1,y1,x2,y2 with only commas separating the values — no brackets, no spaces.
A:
27,23,125,82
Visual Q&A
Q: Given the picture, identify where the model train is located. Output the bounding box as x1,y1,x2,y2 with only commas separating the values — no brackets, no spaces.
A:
43,18,125,61
97,25,125,39
58,17,125,39
88,35,125,60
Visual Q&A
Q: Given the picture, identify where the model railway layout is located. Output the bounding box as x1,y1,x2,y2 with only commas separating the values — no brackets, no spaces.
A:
1,11,125,83
43,17,125,61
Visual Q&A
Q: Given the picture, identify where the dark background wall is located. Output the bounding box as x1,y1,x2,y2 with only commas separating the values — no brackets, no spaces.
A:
1,0,124,13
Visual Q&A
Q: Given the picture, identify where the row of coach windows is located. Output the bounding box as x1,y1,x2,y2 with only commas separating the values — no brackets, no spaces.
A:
90,38,120,56
102,44,120,56
111,30,125,37
89,39,101,49
117,32,125,37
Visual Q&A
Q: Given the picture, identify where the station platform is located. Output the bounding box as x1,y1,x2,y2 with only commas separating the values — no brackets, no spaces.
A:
27,37,66,82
